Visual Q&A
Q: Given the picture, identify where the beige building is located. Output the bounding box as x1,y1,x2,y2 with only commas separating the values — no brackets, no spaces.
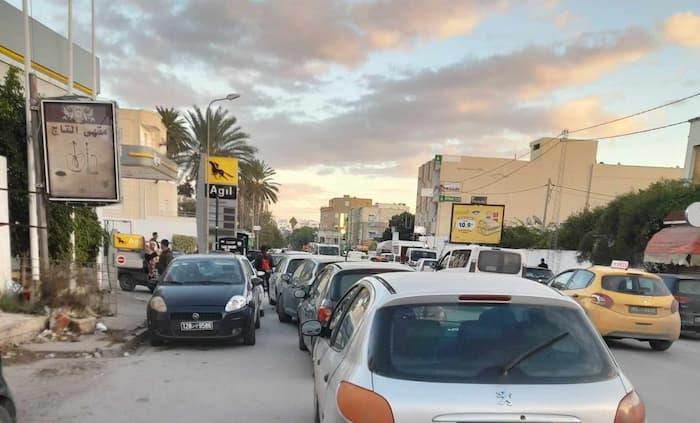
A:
416,138,683,242
319,195,372,245
348,203,410,247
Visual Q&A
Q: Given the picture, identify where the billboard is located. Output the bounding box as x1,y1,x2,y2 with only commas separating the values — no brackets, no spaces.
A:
449,203,505,244
41,100,119,202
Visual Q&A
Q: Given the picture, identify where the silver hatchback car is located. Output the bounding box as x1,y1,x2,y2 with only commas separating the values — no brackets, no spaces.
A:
302,272,645,423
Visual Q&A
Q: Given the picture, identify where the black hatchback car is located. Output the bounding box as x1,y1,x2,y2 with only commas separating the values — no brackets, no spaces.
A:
661,274,700,332
0,356,16,423
147,254,264,346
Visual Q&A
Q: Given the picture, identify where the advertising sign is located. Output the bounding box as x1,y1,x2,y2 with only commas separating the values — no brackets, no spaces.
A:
206,156,238,186
112,233,144,251
439,181,461,194
449,204,505,244
41,100,119,202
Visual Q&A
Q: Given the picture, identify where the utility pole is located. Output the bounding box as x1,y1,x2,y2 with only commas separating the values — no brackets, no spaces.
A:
542,178,552,229
29,75,49,275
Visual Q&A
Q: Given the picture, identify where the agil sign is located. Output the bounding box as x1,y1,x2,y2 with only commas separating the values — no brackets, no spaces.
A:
208,184,237,200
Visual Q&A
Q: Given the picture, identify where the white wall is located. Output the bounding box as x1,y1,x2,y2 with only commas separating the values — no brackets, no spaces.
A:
0,156,10,291
522,249,591,274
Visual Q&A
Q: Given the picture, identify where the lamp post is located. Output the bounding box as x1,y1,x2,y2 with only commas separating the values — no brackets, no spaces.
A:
196,93,240,254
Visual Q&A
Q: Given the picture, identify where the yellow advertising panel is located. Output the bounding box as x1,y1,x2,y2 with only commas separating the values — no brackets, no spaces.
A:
449,204,505,244
206,156,238,186
112,233,144,250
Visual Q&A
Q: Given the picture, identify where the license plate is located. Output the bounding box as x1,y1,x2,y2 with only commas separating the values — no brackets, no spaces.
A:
629,306,657,315
180,321,214,331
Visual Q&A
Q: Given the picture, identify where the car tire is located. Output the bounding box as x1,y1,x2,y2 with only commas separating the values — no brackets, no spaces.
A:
118,274,136,291
298,324,308,352
149,331,164,347
0,405,13,423
244,321,256,346
649,340,673,351
277,296,291,323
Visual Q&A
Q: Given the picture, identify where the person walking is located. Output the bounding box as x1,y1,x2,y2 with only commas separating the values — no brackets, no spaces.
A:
538,258,549,269
254,246,272,295
157,239,174,276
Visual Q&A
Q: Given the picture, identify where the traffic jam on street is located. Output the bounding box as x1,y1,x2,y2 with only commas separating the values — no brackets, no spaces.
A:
3,1,700,423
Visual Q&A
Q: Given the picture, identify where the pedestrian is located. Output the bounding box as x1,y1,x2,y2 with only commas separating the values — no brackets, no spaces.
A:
538,258,549,269
254,246,272,294
157,239,174,276
146,237,160,280
150,232,160,249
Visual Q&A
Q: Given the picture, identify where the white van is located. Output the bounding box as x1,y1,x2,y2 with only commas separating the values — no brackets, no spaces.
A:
435,244,525,275
406,247,438,267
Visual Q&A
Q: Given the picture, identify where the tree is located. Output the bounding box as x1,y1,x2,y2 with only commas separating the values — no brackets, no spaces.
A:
500,225,549,249
177,182,194,198
556,207,604,250
175,106,257,183
156,106,189,160
258,213,285,248
288,226,317,250
239,159,279,229
289,216,298,230
381,212,415,241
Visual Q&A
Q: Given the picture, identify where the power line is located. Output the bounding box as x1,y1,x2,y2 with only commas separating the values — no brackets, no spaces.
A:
476,184,546,196
591,120,688,140
554,184,618,199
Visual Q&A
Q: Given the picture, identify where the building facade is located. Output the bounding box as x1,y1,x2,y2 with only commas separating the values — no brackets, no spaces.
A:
318,195,372,245
416,138,683,244
348,203,410,247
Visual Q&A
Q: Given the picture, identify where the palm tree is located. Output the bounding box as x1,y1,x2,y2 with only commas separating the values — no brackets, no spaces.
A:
156,106,189,160
175,106,257,183
239,159,279,227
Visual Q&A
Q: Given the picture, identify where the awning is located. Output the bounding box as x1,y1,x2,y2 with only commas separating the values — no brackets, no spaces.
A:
644,225,700,266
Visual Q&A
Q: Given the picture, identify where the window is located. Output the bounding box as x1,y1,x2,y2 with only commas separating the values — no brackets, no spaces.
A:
436,252,451,270
293,260,316,285
678,279,700,296
550,271,575,290
332,288,371,350
369,303,616,384
329,286,360,333
566,270,595,290
163,258,245,285
286,258,304,275
331,269,406,301
477,251,522,274
310,267,334,298
602,275,670,297
448,250,471,268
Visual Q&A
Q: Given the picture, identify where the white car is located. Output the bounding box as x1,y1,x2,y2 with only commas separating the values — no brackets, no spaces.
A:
302,272,644,423
415,258,437,271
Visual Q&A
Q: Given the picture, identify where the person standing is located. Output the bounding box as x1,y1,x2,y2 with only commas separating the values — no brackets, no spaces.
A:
538,258,549,269
157,239,174,276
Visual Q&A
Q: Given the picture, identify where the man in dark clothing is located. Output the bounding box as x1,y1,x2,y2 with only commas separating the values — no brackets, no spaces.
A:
538,258,549,269
157,239,174,275
254,246,272,294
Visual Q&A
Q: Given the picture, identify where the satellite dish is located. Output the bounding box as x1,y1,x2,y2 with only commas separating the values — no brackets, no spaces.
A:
686,202,700,227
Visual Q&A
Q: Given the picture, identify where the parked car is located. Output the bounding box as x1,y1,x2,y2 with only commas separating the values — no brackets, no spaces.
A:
549,263,681,350
436,244,524,276
301,272,645,423
406,248,437,267
242,256,266,320
415,258,437,272
295,261,412,352
147,254,264,346
660,273,700,332
269,254,310,305
0,357,16,423
276,256,344,323
523,266,554,283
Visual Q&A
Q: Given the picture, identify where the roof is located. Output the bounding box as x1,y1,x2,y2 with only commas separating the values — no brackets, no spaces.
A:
374,272,566,301
644,226,700,266
331,261,413,271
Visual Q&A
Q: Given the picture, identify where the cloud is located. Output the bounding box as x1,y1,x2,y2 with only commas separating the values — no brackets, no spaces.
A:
663,12,700,47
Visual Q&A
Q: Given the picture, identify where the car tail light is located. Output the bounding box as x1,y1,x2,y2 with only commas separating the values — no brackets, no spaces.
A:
674,295,689,305
591,293,614,308
458,295,511,302
671,299,680,314
317,305,332,324
337,381,394,423
614,391,645,423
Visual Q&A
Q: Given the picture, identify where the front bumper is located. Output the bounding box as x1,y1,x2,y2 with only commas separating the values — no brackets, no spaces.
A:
586,305,681,341
147,306,254,340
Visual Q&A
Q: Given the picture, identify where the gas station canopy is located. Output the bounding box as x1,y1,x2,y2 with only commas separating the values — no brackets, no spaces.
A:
119,145,178,181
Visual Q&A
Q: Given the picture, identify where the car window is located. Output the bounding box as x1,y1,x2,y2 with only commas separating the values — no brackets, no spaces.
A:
369,303,616,384
477,251,522,274
437,253,451,270
286,258,304,275
163,258,245,285
328,286,361,333
331,269,407,301
294,260,316,285
678,279,700,296
448,250,471,268
602,275,670,296
550,271,575,289
331,288,371,350
566,270,595,290
275,257,288,274
311,267,334,298
410,250,437,261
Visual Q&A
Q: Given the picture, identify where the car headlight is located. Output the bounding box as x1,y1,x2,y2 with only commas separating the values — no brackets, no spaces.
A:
149,296,167,313
225,295,247,312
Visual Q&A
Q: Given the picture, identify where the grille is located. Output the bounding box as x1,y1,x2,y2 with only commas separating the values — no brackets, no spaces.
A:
170,312,222,321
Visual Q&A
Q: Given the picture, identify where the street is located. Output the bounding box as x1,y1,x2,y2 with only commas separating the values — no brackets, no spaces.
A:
2,301,699,422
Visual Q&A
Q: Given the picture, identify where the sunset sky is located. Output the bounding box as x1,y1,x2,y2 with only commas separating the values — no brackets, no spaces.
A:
12,0,700,220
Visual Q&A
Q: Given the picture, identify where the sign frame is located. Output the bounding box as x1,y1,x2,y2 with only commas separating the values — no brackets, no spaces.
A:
449,203,506,245
40,99,120,203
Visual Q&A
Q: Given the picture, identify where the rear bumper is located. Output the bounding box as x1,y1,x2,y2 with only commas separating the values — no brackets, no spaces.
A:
147,306,254,339
587,306,681,341
680,311,700,331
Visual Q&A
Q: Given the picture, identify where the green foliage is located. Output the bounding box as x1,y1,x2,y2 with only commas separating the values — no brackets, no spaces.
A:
46,205,102,263
0,67,28,256
557,207,604,250
259,220,285,248
177,182,194,198
74,206,102,263
172,234,197,253
0,293,45,315
156,106,189,160
178,198,196,216
500,225,550,249
381,212,415,241
288,226,317,250
47,202,74,261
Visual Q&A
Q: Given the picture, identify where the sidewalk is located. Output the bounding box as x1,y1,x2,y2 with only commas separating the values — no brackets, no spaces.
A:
0,312,48,348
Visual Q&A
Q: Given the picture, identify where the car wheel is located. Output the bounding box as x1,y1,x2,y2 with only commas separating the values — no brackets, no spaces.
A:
244,320,256,346
298,324,308,352
118,274,135,291
149,331,164,347
649,340,673,351
0,404,13,423
277,296,291,323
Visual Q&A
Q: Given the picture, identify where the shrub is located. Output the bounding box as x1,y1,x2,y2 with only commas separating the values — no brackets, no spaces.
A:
172,234,196,253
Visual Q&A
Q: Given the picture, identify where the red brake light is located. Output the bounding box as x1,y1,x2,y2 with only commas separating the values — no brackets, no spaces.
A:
674,295,689,305
614,391,645,423
317,306,332,324
458,295,511,302
591,293,614,308
337,381,394,423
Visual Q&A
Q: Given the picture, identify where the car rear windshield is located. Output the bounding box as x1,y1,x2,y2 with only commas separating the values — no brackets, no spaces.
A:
678,279,700,296
524,268,553,280
319,246,339,255
410,250,437,261
330,269,404,301
163,259,245,285
602,275,670,296
369,303,616,384
477,251,522,274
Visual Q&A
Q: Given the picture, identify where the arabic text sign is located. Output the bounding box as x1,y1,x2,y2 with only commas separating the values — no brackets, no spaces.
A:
41,100,119,202
206,156,238,186
450,204,505,244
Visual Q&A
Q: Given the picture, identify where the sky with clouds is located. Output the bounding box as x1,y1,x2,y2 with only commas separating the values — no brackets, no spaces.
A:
10,0,700,220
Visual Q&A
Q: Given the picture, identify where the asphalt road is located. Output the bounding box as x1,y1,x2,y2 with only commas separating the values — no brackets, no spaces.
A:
4,304,700,422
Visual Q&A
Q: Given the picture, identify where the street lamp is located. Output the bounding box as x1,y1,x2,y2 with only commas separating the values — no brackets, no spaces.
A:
196,93,240,254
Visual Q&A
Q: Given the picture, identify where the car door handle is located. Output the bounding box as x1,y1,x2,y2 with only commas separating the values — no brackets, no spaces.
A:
323,374,328,382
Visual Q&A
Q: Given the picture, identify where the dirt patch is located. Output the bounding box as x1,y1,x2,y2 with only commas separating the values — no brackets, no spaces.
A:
33,360,103,378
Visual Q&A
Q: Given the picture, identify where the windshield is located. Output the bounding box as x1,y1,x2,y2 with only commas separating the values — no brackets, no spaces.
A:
369,303,615,384
318,246,339,255
477,251,522,274
162,258,245,285
410,250,437,261
602,275,670,296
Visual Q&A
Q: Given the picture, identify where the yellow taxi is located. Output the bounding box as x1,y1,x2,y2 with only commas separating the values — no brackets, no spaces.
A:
549,261,681,351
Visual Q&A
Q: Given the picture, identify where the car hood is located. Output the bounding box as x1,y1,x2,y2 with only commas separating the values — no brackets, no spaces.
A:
156,284,245,307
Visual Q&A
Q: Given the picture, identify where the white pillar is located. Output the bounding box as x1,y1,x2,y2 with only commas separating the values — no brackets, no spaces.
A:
67,0,74,94
683,118,700,182
0,157,11,292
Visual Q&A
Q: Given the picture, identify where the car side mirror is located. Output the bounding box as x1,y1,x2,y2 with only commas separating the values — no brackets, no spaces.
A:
301,320,322,337
251,277,264,287
281,274,290,282
257,270,265,277
294,288,306,299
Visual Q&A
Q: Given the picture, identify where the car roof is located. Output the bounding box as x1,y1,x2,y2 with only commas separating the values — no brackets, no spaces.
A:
372,272,566,301
587,266,659,278
303,255,346,263
331,261,413,271
175,253,243,261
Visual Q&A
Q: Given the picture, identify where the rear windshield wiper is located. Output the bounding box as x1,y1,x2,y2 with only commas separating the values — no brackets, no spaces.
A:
501,331,569,376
